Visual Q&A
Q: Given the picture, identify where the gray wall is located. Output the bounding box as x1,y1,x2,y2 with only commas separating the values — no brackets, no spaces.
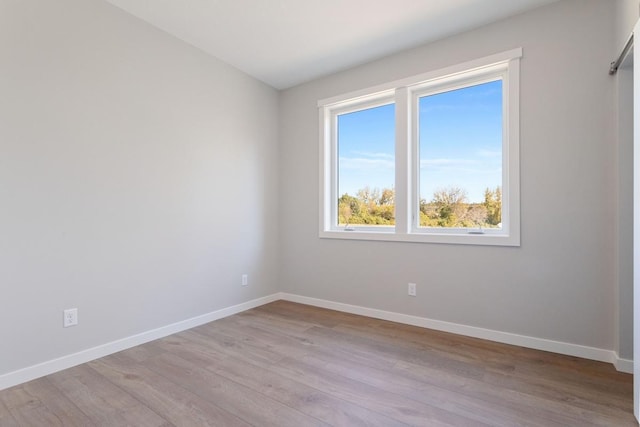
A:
616,63,633,360
614,0,637,360
0,0,279,376
0,0,632,380
279,0,619,352
615,0,638,52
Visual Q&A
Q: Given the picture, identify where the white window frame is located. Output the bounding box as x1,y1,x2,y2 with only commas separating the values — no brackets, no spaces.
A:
319,49,521,246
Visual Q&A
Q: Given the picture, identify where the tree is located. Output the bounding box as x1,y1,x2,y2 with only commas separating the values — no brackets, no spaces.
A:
464,204,488,227
338,194,360,225
338,187,395,225
356,187,376,205
483,186,502,226
432,187,468,206
431,187,468,227
379,188,394,206
340,185,500,228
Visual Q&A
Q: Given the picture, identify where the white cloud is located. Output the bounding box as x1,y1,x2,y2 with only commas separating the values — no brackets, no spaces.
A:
339,157,394,171
350,150,395,160
421,158,477,167
420,157,500,175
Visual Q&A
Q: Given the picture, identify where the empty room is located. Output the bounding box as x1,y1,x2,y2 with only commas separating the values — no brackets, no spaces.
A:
1,0,639,425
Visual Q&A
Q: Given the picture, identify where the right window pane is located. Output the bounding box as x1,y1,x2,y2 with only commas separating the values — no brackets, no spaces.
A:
418,79,503,229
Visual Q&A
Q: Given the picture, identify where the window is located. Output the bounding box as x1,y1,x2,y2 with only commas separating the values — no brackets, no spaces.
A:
319,49,521,246
337,99,395,229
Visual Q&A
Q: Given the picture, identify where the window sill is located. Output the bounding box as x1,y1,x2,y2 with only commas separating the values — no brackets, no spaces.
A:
319,229,520,246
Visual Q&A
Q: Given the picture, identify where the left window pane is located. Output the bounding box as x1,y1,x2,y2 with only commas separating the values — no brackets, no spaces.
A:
337,103,395,226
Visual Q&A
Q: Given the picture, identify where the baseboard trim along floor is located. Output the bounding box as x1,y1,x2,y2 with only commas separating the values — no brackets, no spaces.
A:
278,293,633,374
0,291,631,391
0,293,280,391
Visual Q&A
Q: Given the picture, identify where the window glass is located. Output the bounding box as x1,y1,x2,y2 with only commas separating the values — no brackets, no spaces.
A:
418,80,503,229
337,103,395,226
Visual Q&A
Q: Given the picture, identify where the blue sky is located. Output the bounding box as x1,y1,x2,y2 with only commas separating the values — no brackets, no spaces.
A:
337,80,502,203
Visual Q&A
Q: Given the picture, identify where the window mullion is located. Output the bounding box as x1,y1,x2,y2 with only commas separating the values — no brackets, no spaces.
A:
394,87,409,234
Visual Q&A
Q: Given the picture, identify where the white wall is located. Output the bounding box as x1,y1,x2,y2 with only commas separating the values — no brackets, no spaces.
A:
0,0,279,377
279,0,619,353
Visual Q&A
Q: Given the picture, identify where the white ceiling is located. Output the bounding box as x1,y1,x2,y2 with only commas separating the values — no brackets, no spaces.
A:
104,0,558,89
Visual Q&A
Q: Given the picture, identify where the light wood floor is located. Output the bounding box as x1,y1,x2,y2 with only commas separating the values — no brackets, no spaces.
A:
0,300,635,426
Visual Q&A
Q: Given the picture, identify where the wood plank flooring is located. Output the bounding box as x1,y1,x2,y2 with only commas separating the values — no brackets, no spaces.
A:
0,300,635,426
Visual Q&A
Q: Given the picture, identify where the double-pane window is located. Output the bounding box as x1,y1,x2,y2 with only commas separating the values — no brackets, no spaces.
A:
320,49,521,246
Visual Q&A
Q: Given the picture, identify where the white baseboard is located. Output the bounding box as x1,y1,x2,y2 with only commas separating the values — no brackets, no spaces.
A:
279,293,633,373
2,291,632,391
0,293,280,391
614,356,634,374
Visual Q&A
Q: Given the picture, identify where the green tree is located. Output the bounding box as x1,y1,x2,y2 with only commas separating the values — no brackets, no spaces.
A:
338,193,364,225
339,185,500,228
379,188,394,206
338,187,395,225
431,187,467,227
483,186,502,226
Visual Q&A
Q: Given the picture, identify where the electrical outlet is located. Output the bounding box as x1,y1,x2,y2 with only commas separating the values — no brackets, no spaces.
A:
241,274,248,286
408,283,417,297
63,308,78,328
